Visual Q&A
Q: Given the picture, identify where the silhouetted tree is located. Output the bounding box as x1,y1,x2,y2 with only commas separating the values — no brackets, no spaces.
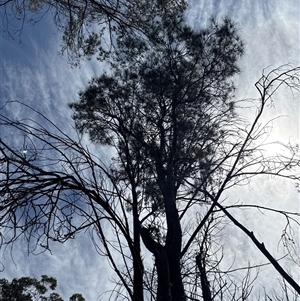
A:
0,0,186,64
0,275,84,301
70,14,244,301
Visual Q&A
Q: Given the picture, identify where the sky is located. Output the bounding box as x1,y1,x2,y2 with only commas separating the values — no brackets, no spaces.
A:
0,0,299,300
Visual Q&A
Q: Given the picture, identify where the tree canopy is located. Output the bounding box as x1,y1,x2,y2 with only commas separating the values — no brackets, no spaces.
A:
70,15,245,301
0,0,186,63
0,275,85,301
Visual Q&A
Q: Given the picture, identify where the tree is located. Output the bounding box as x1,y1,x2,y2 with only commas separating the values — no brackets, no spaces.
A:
0,275,85,301
70,14,245,301
0,8,299,301
0,0,186,64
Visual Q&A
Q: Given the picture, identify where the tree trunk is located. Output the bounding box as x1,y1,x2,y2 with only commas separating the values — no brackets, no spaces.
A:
152,151,186,301
163,189,186,301
155,246,172,301
133,222,144,301
133,190,144,301
140,226,172,301
196,254,212,301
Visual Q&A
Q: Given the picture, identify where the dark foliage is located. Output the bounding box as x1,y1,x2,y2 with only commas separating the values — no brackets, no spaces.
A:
0,0,187,64
0,275,84,301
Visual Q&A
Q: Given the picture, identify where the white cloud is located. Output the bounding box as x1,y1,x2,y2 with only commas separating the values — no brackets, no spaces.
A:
0,0,299,299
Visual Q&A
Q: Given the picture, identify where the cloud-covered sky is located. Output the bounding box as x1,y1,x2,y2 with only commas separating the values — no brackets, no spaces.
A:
0,0,299,299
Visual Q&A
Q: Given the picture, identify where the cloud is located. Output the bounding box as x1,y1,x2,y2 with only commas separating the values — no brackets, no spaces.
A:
0,0,299,299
